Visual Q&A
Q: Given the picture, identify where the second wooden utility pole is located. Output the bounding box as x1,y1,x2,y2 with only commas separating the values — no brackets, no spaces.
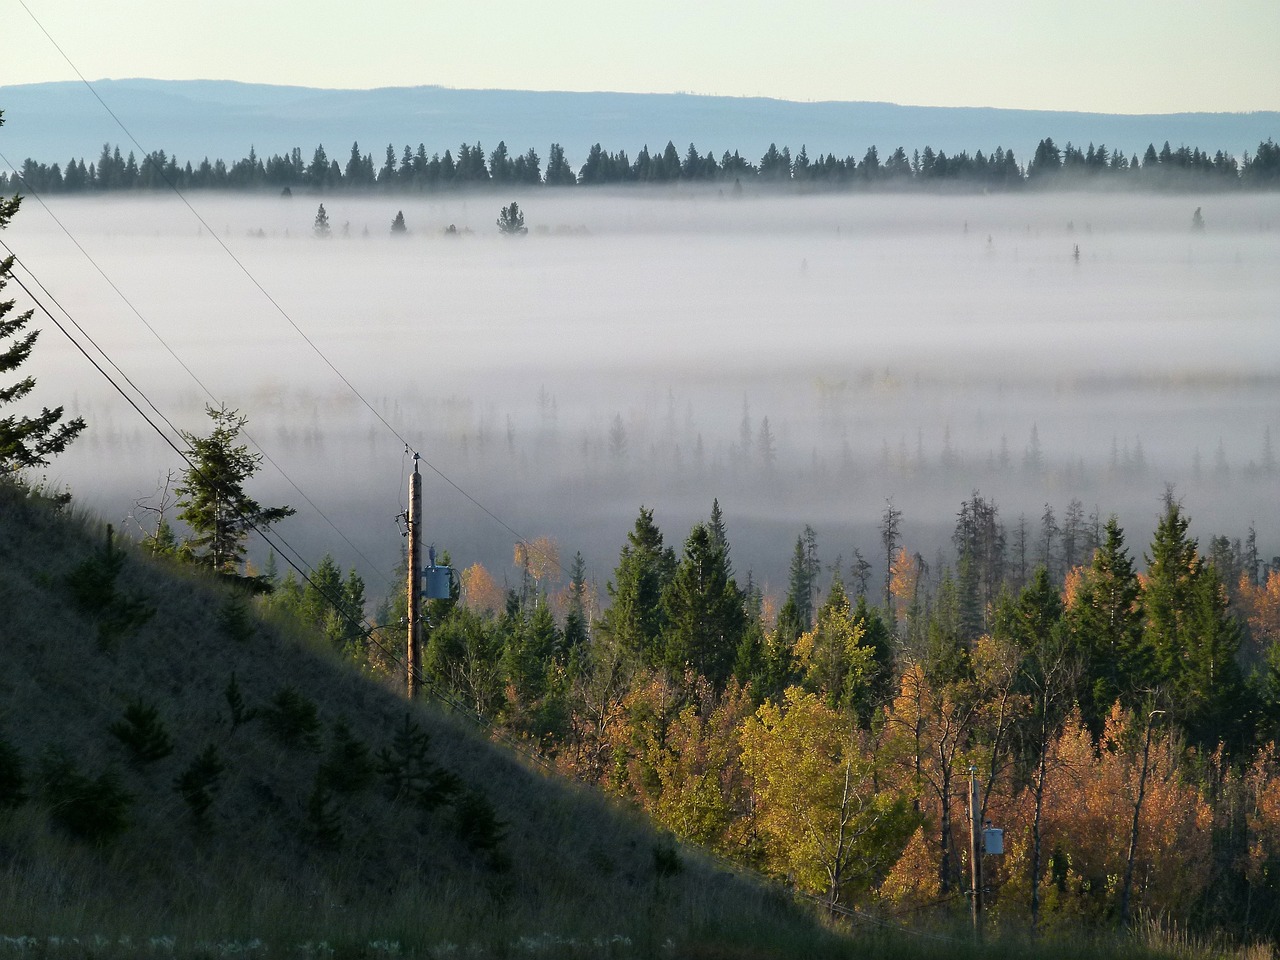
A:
969,765,983,939
407,454,421,700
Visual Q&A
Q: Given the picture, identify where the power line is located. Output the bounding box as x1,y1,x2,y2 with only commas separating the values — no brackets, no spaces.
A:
12,0,561,579
0,193,394,591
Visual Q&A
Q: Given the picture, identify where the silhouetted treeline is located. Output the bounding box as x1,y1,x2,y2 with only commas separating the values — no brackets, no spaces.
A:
4,134,1279,194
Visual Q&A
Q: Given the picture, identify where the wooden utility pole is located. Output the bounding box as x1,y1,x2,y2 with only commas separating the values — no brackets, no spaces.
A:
969,765,983,939
406,454,421,700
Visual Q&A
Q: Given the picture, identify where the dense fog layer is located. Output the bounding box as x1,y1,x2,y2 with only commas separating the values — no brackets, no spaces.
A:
9,189,1279,602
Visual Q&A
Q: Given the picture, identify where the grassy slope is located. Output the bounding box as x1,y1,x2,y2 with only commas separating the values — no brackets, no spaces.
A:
0,482,844,957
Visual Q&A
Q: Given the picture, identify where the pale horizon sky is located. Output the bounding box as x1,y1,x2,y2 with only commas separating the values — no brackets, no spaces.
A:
3,0,1278,116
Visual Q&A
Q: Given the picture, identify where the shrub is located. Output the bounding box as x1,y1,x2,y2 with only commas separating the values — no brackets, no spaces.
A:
453,787,509,871
261,686,321,751
40,748,131,843
109,698,174,764
174,744,225,824
319,718,375,795
66,525,154,650
305,774,343,850
217,595,256,643
225,672,254,729
377,714,459,811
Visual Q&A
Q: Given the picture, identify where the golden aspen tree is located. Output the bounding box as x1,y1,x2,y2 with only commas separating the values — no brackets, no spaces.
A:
741,687,917,909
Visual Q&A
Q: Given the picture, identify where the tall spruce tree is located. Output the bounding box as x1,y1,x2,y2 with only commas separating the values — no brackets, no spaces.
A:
1143,497,1245,747
175,404,294,578
661,522,745,687
597,507,676,667
1065,516,1145,732
0,155,85,478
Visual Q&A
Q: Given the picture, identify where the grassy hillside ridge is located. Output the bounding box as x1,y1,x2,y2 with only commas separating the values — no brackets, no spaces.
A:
0,480,843,957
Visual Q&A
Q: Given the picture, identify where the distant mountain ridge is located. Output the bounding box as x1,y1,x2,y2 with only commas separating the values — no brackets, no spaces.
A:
0,78,1276,172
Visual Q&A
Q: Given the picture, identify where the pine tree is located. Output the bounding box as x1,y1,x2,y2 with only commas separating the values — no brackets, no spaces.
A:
175,404,294,577
660,522,746,687
496,200,527,235
1065,516,1145,732
598,507,676,667
313,202,331,237
1,164,85,478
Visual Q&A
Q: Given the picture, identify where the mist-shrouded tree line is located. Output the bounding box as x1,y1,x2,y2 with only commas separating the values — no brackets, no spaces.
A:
4,133,1279,196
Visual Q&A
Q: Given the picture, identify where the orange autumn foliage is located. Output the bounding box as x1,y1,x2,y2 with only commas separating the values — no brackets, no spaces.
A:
1036,705,1211,920
460,562,504,613
1240,570,1280,648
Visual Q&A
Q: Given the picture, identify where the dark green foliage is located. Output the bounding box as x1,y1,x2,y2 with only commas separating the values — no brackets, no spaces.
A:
66,524,126,613
423,605,504,717
40,748,131,843
849,595,895,722
217,594,256,643
501,601,560,705
1065,517,1145,733
224,671,254,729
1144,498,1246,749
786,527,820,630
65,525,154,650
305,774,343,850
108,697,174,765
286,553,367,659
598,507,677,667
377,714,460,811
173,744,225,824
390,210,407,234
0,734,25,808
319,718,375,795
9,130,1276,198
452,786,508,869
661,522,746,687
260,686,321,751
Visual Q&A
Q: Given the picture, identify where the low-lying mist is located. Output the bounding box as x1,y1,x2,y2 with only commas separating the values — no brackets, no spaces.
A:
12,188,1279,604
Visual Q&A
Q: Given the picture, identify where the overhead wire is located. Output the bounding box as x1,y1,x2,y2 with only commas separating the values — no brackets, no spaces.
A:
0,169,395,590
4,263,313,582
13,0,563,580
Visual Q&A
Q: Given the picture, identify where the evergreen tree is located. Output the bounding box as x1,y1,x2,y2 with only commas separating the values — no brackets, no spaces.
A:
1143,497,1245,747
561,550,589,658
545,143,575,185
175,404,295,578
786,526,820,629
598,507,676,667
496,200,527,235
661,522,746,687
0,169,85,478
313,203,331,237
1065,516,1145,732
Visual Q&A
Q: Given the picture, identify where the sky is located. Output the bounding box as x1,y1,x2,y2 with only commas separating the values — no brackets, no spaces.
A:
3,0,1278,115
